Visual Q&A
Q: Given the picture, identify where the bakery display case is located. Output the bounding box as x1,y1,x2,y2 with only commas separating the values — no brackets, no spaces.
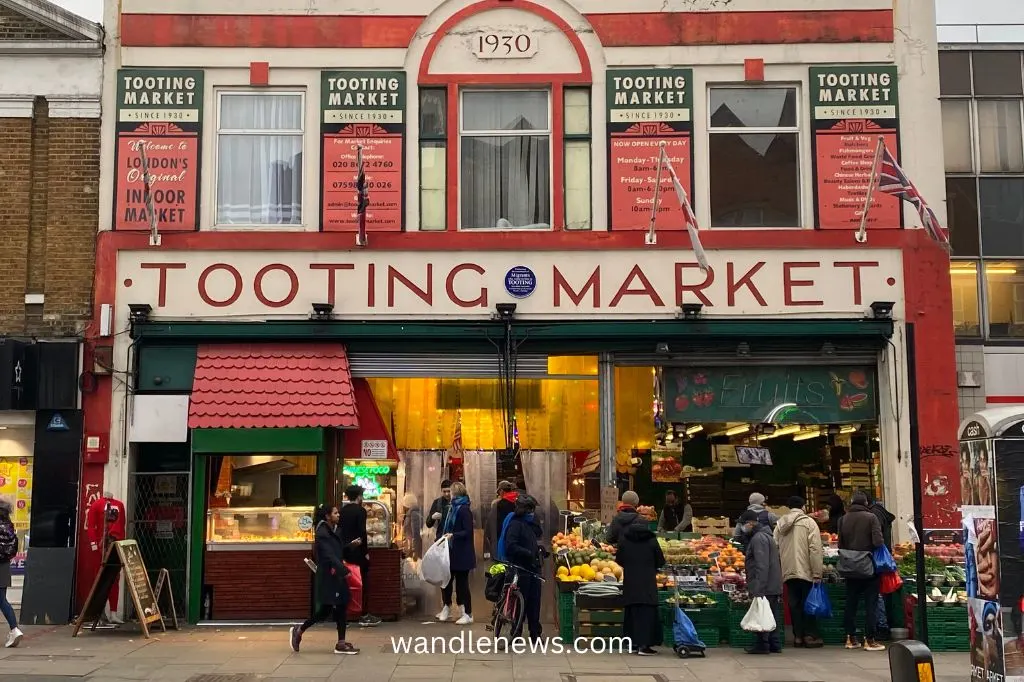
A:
364,500,392,547
206,506,314,551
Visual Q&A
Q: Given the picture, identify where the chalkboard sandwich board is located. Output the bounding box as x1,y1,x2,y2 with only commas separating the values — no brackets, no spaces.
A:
73,539,164,638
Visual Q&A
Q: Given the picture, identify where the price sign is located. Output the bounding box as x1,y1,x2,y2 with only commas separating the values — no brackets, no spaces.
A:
473,33,538,59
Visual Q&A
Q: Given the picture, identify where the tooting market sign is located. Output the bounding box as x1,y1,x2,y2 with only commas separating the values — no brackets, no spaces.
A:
116,250,904,319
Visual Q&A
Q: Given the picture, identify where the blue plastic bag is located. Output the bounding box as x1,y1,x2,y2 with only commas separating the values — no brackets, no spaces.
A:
873,545,898,574
804,582,833,619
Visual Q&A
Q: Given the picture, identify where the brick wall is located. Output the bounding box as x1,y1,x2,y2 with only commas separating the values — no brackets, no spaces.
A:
0,98,98,338
0,5,68,41
204,549,313,619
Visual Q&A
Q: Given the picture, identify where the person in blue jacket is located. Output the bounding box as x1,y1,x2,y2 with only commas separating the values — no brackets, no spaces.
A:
500,494,547,641
438,481,476,625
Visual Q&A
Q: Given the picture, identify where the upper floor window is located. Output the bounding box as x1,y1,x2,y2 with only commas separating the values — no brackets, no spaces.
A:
708,86,800,228
459,90,551,229
216,92,304,226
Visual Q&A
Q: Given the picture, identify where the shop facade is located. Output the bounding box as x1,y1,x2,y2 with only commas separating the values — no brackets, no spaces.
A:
82,0,959,622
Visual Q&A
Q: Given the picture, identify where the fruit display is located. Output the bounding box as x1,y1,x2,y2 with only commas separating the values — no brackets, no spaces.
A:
637,505,657,521
555,558,623,583
820,532,838,545
551,532,614,554
894,542,964,564
664,592,717,608
658,538,704,566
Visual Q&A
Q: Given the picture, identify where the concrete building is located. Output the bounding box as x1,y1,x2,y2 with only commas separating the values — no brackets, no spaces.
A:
936,1,1024,417
0,0,100,619
82,0,957,624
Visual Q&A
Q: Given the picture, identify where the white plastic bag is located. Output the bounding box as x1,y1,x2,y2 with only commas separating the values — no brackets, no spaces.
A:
740,596,777,633
420,537,451,588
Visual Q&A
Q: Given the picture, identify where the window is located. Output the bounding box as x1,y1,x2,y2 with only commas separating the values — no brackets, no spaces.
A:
216,92,303,226
460,90,551,229
972,52,1023,97
939,52,972,96
946,177,980,257
419,88,447,231
981,178,1024,256
564,88,591,230
708,87,799,227
978,100,1024,173
950,261,981,336
941,101,973,173
986,260,1024,337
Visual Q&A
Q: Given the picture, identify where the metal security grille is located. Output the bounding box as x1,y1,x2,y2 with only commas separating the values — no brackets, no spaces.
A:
348,353,551,378
127,471,190,621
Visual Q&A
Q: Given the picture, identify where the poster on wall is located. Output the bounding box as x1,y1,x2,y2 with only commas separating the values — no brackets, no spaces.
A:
320,71,406,232
113,69,204,232
606,68,693,231
809,65,902,231
0,457,31,575
996,437,1024,682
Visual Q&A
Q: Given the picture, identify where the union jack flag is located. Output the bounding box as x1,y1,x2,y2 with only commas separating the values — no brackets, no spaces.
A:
877,146,948,247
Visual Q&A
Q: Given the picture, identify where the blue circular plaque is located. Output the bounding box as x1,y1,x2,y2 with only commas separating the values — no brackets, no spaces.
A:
504,266,537,299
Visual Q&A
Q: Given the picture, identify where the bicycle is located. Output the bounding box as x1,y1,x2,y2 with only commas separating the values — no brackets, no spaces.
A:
491,563,545,640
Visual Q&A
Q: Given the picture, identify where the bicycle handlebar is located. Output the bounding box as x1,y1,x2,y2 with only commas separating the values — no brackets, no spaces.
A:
498,562,547,582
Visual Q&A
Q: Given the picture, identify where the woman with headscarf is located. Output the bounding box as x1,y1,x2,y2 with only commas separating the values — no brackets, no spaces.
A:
616,512,666,655
290,503,358,655
439,482,476,625
401,493,423,560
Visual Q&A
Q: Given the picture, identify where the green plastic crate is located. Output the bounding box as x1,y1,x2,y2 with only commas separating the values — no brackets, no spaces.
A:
557,590,575,641
578,608,624,625
927,635,971,652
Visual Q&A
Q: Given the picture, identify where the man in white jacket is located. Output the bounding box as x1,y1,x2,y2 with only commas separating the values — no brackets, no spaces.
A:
774,496,824,648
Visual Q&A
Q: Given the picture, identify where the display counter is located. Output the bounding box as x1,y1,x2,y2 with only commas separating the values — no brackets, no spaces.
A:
203,506,315,620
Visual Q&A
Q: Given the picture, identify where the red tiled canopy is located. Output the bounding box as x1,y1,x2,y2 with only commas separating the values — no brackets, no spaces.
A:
188,343,359,430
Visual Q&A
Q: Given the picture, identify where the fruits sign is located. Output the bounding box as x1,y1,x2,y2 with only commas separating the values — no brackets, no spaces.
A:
664,365,877,424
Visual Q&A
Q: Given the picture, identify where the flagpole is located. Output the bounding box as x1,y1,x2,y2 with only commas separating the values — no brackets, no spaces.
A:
856,135,885,244
355,144,367,247
138,144,161,247
646,141,666,246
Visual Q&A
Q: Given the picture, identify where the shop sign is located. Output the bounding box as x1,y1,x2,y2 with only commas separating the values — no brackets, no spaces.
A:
809,65,901,231
113,69,203,232
360,439,388,460
663,366,878,424
119,249,904,319
320,71,405,233
606,68,693,231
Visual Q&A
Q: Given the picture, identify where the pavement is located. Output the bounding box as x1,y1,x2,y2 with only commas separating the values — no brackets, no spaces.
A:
0,621,970,682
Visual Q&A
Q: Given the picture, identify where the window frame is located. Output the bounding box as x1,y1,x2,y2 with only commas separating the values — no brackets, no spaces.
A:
950,259,983,338
456,87,554,231
563,86,592,231
212,89,307,229
418,86,448,232
705,83,803,229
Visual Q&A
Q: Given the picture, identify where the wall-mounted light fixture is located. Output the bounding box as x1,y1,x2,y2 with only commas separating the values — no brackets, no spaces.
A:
869,301,894,320
127,303,152,324
495,303,517,320
311,302,335,320
680,303,703,320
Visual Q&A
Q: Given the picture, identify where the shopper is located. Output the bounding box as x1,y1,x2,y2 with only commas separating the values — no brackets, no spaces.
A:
501,494,546,641
425,479,453,544
657,490,693,532
825,494,846,534
869,496,897,638
401,493,423,560
616,516,666,655
838,491,885,651
439,482,476,625
606,490,641,545
340,486,381,627
774,496,824,648
740,510,783,655
290,504,358,655
0,501,23,648
733,492,777,539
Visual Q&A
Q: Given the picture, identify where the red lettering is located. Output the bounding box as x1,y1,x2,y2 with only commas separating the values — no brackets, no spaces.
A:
675,263,714,306
554,266,600,307
783,262,822,306
609,265,665,308
367,263,375,308
198,264,242,308
388,265,433,307
140,262,186,307
445,264,487,308
253,264,299,308
834,261,879,306
726,262,767,307
310,264,355,306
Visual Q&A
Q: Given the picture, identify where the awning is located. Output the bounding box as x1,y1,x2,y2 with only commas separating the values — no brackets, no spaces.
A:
188,343,359,430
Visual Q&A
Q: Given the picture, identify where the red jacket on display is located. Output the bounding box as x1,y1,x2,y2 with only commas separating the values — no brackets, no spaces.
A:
86,497,126,546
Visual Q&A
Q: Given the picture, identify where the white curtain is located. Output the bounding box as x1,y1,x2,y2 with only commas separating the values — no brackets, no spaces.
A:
399,450,444,549
217,94,303,225
519,450,567,547
978,100,1024,173
460,91,550,228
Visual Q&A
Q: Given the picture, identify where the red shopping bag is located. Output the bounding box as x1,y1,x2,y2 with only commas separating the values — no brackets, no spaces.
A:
345,562,363,618
880,570,903,595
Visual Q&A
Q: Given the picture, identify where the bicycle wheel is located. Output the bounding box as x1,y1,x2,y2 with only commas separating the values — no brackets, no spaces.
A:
494,590,524,640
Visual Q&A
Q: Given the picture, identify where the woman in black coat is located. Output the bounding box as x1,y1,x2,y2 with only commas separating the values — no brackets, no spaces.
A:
616,521,666,655
290,504,359,655
502,494,546,641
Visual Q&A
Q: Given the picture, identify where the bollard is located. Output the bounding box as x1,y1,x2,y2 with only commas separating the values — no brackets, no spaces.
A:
889,640,935,682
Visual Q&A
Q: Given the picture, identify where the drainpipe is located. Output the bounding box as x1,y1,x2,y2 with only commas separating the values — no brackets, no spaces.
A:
598,353,616,488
